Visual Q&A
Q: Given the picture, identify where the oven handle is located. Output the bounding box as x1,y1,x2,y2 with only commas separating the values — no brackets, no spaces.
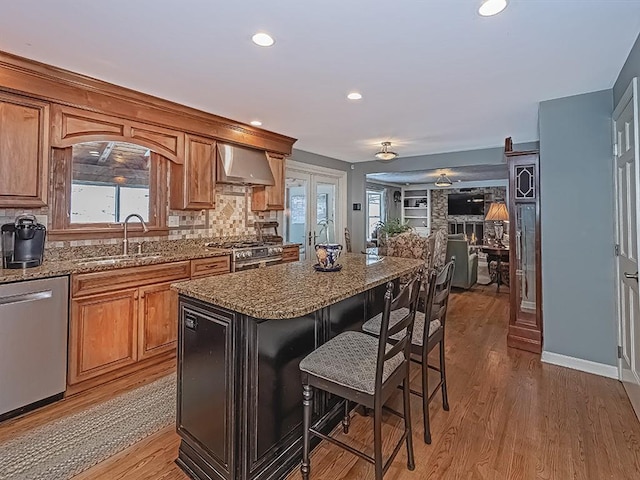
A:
234,257,283,270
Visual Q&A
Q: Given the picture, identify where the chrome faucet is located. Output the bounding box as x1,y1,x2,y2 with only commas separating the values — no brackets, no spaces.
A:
123,214,149,255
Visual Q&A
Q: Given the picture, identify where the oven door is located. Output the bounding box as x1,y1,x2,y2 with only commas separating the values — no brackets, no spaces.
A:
233,257,283,272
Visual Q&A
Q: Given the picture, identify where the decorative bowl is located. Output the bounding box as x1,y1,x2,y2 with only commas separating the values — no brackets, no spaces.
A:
315,243,343,269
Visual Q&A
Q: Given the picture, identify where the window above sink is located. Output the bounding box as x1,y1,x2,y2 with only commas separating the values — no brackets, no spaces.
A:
70,141,151,225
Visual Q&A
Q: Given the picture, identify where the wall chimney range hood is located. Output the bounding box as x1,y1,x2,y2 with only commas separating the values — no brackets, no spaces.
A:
216,143,275,186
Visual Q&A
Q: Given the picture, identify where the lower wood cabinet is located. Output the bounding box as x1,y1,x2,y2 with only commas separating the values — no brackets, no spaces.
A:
69,289,138,385
68,257,230,392
282,245,300,263
138,282,179,360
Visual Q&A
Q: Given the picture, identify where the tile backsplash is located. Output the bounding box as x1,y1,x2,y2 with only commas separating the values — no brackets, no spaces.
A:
0,184,276,248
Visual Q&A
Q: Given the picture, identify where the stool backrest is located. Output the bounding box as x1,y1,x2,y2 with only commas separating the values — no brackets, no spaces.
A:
421,260,455,348
375,271,423,392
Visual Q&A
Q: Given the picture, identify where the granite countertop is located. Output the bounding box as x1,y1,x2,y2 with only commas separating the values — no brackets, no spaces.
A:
0,240,231,284
172,253,424,319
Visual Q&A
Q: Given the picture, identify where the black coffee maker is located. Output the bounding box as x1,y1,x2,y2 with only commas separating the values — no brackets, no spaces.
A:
1,215,47,269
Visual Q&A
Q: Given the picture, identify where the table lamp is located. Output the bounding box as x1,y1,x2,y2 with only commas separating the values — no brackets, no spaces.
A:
485,202,509,248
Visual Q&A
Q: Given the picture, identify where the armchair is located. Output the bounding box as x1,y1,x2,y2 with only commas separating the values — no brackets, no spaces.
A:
445,236,478,289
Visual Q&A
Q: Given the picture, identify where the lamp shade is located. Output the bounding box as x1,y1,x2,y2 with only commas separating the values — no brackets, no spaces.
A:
485,202,509,221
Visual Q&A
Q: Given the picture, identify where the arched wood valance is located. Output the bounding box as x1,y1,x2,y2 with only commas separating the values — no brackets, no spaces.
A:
51,104,185,164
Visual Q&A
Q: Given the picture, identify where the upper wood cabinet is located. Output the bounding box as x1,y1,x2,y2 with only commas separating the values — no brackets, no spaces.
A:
50,104,184,164
0,92,50,207
170,134,216,210
252,153,285,211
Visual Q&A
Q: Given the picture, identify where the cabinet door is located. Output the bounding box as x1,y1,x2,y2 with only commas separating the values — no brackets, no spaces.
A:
69,289,138,385
0,92,50,207
170,134,216,210
138,282,179,360
252,154,285,211
282,245,299,263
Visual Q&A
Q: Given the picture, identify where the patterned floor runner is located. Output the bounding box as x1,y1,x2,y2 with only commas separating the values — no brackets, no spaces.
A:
0,374,176,480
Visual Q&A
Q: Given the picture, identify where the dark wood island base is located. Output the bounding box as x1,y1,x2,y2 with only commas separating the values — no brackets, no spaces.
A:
170,254,423,480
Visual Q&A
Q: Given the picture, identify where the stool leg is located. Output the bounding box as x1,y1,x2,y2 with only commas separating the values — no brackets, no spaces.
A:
440,340,449,411
301,385,313,480
403,376,415,470
374,400,383,480
421,355,432,444
342,400,350,434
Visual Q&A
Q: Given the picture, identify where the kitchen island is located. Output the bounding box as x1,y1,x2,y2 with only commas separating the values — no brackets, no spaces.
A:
171,253,423,480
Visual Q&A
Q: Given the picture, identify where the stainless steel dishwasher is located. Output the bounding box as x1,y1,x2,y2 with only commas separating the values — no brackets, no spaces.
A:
0,276,69,421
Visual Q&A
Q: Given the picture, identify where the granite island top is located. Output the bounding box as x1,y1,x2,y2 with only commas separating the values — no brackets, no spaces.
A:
171,253,423,319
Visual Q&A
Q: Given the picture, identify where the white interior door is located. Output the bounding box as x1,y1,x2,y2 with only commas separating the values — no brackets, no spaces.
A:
614,77,640,420
284,164,344,260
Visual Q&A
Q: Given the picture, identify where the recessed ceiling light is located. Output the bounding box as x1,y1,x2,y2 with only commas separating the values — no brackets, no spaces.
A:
252,32,275,47
347,92,362,101
478,0,508,16
89,151,100,156
250,120,262,126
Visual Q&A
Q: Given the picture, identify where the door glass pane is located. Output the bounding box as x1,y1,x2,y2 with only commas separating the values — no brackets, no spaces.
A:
316,182,336,244
516,204,537,321
285,176,309,259
367,191,383,240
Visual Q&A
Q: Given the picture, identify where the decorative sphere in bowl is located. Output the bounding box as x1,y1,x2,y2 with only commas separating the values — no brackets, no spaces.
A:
315,244,343,269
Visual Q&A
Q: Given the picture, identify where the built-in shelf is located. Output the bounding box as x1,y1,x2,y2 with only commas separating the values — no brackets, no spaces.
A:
401,186,431,235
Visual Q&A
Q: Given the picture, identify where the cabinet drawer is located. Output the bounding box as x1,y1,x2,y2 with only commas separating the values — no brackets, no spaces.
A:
282,246,299,263
191,256,231,278
72,261,191,297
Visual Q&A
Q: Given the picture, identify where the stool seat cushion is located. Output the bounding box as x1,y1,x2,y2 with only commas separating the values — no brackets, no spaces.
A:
362,308,441,347
299,331,404,395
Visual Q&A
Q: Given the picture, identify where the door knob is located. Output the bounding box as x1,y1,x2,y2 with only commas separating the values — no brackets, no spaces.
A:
624,271,639,280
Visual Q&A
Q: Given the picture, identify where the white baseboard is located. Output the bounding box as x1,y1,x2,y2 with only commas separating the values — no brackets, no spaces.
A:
541,351,618,379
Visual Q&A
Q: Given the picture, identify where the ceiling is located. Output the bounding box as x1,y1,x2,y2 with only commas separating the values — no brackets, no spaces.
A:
367,164,508,185
1,1,639,162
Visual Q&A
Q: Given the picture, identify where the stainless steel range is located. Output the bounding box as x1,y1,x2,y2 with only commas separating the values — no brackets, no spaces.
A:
207,241,283,272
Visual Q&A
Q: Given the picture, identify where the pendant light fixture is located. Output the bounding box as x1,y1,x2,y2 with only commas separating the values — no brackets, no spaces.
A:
434,173,452,187
374,142,398,161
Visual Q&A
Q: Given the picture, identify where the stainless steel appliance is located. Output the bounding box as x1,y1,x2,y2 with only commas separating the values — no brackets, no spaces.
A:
207,241,283,272
0,276,68,421
1,214,46,269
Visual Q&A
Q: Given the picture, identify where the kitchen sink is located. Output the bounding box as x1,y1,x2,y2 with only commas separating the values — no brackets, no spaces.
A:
76,253,163,267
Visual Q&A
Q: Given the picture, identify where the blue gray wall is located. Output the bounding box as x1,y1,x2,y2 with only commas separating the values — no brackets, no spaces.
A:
539,90,617,366
614,32,640,106
291,148,351,172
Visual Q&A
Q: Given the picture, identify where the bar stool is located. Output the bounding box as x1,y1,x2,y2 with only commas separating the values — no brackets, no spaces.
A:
298,271,423,480
363,260,455,444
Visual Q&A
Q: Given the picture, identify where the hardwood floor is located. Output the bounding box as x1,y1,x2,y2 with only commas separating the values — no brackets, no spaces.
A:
2,285,640,479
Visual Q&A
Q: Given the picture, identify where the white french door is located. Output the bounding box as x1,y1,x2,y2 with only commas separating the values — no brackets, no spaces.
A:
283,162,346,260
614,77,640,421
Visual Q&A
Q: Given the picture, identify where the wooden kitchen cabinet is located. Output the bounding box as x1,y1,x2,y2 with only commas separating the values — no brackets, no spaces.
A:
67,257,230,393
252,153,285,211
69,261,190,392
69,288,138,385
170,134,216,210
191,255,230,278
0,92,50,207
138,282,178,360
282,245,300,263
50,104,184,163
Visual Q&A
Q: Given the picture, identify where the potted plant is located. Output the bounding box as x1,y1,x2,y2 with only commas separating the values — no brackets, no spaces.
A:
376,218,412,245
